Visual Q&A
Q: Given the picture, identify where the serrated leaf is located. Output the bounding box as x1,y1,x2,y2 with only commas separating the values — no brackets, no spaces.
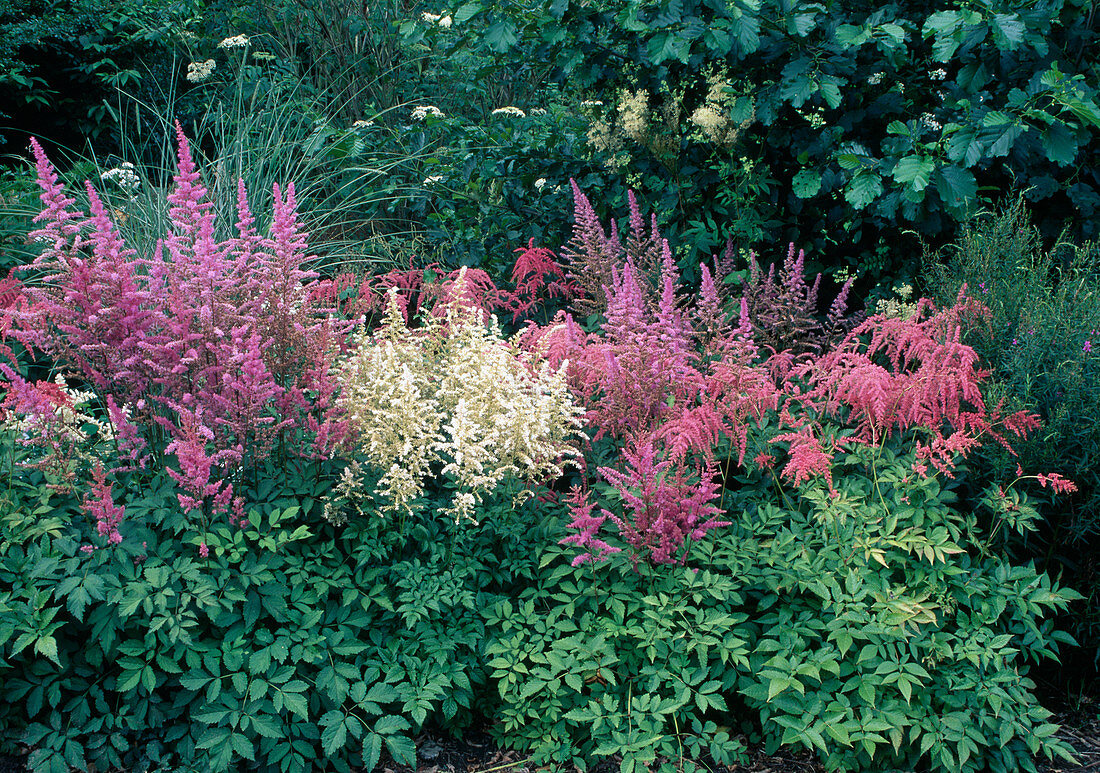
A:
384,734,417,766
363,734,383,771
845,172,882,209
34,635,59,665
484,20,518,52
991,13,1025,50
375,715,411,735
281,692,308,719
321,717,347,756
934,165,977,211
250,714,282,738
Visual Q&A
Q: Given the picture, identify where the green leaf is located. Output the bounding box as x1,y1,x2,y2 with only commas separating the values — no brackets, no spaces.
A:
362,734,383,771
384,734,417,766
320,715,348,756
34,635,60,665
484,20,518,52
1040,122,1078,165
934,165,978,210
281,692,308,719
375,715,411,735
454,2,481,23
981,112,1025,157
892,156,935,192
250,714,282,739
991,13,1025,50
792,169,822,199
845,172,883,209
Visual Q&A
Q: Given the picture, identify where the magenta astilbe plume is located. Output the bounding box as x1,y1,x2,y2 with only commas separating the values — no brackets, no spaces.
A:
84,464,125,545
560,485,621,566
598,437,727,565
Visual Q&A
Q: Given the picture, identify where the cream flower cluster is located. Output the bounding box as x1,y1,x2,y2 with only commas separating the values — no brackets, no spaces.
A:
186,59,216,82
421,12,453,27
218,35,250,49
332,271,584,523
100,162,141,192
410,105,445,121
491,106,526,117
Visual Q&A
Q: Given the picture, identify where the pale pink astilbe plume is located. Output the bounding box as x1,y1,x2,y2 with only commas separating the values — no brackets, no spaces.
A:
559,485,621,566
164,121,215,262
84,464,125,544
693,263,725,345
655,239,693,356
598,437,728,565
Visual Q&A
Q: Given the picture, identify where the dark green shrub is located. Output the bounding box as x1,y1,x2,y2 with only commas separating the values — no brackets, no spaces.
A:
444,0,1100,277
924,198,1100,677
0,0,184,152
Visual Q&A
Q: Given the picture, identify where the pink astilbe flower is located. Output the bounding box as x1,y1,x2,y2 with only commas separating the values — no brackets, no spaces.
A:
1037,472,1077,495
770,425,837,491
790,291,1040,476
9,130,352,518
598,437,728,565
560,485,621,566
84,464,125,544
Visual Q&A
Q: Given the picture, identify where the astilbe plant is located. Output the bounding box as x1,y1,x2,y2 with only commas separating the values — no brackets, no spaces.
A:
517,188,1065,567
517,193,779,564
5,126,350,534
735,240,860,356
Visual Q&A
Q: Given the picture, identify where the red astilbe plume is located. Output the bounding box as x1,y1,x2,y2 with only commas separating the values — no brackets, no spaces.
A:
791,289,1040,476
508,239,579,321
0,272,24,371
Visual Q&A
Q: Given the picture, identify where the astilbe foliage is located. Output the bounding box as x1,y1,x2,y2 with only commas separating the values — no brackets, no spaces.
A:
8,127,350,526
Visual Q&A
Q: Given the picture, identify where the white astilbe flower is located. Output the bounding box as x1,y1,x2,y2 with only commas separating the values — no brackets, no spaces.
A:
332,272,584,523
332,293,443,518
